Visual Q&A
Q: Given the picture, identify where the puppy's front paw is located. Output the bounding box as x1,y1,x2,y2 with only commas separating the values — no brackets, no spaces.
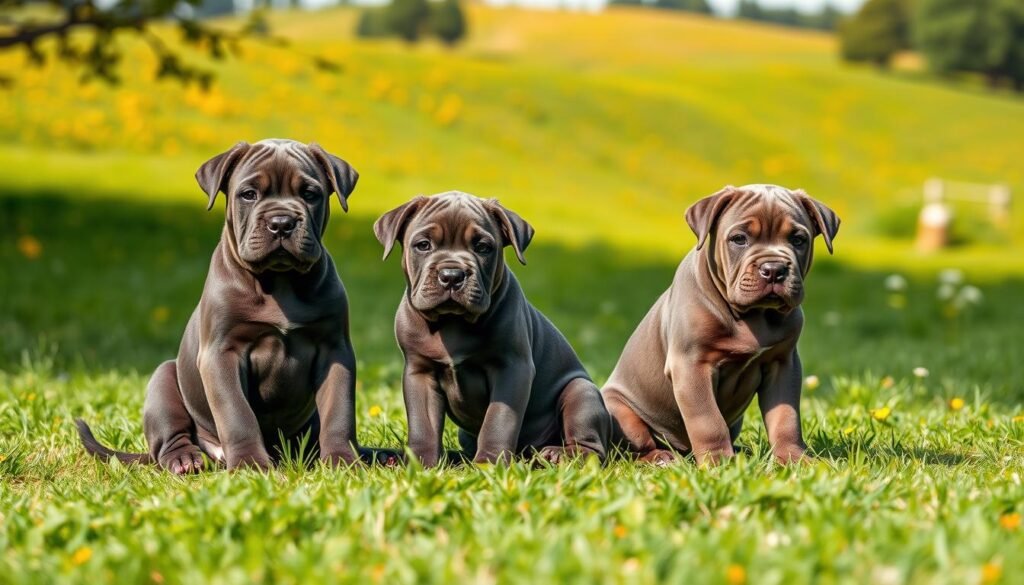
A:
159,446,205,475
534,445,602,466
226,448,273,471
638,449,680,466
773,445,809,464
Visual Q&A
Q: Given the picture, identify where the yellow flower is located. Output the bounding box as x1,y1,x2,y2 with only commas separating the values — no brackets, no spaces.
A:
871,406,892,421
433,93,463,126
999,512,1020,531
71,547,92,565
151,306,170,324
17,235,42,260
368,405,383,418
726,564,747,585
0,455,7,463
1012,415,1024,424
948,398,965,411
880,376,895,390
981,562,1002,584
613,524,628,539
26,393,36,402
804,375,820,391
842,426,855,436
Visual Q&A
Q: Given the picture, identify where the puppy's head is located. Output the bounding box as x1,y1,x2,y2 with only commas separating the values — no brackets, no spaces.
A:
686,184,839,313
374,192,533,322
195,139,358,274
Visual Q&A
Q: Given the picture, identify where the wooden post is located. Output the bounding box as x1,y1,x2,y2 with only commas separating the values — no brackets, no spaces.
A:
917,178,951,252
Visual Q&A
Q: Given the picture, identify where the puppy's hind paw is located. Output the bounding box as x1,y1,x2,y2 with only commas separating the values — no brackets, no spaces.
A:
159,447,205,475
534,445,602,466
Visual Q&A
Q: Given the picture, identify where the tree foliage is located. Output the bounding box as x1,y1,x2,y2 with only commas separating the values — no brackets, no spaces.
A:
0,0,337,87
736,0,842,31
914,0,1024,90
609,0,713,14
838,0,911,67
430,0,467,46
384,0,430,43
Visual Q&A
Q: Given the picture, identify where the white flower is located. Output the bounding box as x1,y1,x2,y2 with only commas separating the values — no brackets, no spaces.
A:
804,375,821,390
937,283,957,301
938,268,964,286
958,285,983,305
913,367,929,378
884,274,907,292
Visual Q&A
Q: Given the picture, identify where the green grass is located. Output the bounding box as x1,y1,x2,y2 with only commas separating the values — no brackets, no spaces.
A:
2,5,1024,584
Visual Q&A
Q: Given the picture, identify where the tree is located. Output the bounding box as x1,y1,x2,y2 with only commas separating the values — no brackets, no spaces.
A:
430,0,467,46
839,0,911,67
653,0,712,14
0,0,336,87
914,0,1024,91
385,0,431,43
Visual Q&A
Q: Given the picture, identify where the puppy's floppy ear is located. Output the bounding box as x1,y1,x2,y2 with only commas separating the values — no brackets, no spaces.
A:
196,142,250,210
488,200,534,265
685,186,738,250
374,197,427,260
794,189,840,255
308,142,358,212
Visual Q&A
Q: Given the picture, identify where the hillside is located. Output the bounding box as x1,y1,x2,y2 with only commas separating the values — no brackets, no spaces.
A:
2,5,1022,271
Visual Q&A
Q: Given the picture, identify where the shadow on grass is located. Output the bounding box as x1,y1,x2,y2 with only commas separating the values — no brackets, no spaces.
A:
4,191,1023,403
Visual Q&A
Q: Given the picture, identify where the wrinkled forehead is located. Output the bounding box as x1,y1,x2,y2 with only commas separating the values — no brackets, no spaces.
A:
410,194,498,238
720,186,811,232
232,141,322,189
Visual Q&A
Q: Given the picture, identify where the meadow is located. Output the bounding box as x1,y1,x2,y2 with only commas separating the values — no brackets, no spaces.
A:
1,5,1024,584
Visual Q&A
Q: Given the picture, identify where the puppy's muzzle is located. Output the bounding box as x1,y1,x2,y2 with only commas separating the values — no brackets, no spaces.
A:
438,267,468,291
758,261,789,284
266,214,298,238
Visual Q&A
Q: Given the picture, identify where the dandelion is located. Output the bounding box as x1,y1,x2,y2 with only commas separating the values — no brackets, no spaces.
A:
842,426,855,436
938,268,964,286
884,274,907,292
913,367,929,379
70,547,92,565
0,455,7,463
937,283,956,301
999,512,1020,531
958,285,983,306
433,93,463,126
871,406,892,421
17,235,42,260
151,306,170,324
804,375,820,391
949,398,965,411
981,562,1002,585
613,524,628,538
1013,415,1024,423
726,564,747,585
880,376,895,390
368,405,383,418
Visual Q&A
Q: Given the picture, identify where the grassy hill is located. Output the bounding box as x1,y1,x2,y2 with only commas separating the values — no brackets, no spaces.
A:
2,5,1023,272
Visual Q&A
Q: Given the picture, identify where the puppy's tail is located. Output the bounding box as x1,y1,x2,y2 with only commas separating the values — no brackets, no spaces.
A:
74,419,154,465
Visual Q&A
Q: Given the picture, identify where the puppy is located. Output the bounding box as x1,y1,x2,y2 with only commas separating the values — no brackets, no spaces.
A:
374,192,611,466
602,184,839,465
76,139,380,472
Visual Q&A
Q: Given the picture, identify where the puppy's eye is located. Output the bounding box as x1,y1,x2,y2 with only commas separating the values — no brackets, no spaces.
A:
301,188,320,201
474,241,494,255
239,189,258,202
790,234,808,247
414,240,432,252
729,234,749,246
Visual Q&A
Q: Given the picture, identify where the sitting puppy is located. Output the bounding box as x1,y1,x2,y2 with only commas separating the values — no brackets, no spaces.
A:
374,192,610,466
602,184,839,465
76,139,375,473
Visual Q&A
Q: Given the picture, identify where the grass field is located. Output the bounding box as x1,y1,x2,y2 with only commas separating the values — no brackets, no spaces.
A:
2,5,1024,585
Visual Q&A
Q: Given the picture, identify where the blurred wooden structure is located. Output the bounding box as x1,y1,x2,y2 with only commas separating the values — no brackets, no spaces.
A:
915,178,1012,251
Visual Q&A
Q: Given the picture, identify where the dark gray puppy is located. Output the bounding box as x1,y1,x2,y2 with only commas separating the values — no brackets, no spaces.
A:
374,192,610,466
602,184,839,465
76,139,385,473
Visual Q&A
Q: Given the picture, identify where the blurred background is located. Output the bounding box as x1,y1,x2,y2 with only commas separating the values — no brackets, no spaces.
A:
2,0,1023,407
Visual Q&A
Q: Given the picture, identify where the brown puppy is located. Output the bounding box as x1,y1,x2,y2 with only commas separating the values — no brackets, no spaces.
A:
76,139,377,473
602,184,839,465
374,192,610,466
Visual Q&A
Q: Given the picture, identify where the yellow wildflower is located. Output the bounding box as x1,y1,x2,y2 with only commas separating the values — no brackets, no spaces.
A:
17,235,42,260
804,375,820,391
871,406,892,422
368,405,383,418
949,398,965,411
981,562,1002,584
71,547,92,565
999,512,1020,531
726,564,747,585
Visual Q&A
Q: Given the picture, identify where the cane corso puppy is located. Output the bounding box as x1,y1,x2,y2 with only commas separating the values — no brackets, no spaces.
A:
602,184,839,465
76,138,382,473
374,192,610,466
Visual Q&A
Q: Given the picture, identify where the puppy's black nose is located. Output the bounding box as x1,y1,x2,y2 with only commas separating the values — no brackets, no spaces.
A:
267,215,297,236
759,262,789,283
438,268,467,290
